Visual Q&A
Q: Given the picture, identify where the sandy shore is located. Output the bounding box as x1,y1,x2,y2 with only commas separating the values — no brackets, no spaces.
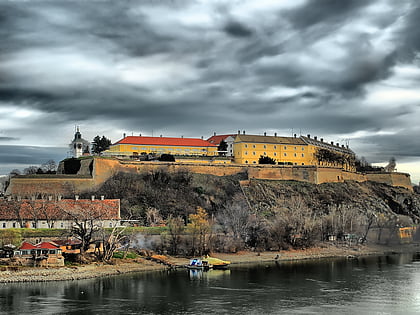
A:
1,243,419,283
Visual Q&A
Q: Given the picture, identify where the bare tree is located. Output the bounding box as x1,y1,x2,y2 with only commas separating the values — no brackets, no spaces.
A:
96,221,127,262
60,200,114,254
145,207,164,226
167,215,185,255
216,194,252,247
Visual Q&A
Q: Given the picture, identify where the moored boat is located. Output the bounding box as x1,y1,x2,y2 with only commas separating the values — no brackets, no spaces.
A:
204,256,230,270
186,258,210,270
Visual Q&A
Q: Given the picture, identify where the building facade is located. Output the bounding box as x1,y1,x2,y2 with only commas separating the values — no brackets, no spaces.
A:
0,198,121,229
103,135,218,158
232,133,355,170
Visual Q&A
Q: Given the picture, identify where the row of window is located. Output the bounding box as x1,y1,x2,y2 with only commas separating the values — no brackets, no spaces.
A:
244,161,305,165
243,152,305,157
131,147,206,152
243,144,305,151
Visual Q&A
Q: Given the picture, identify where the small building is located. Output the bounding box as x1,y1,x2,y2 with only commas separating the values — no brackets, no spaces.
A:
14,241,64,266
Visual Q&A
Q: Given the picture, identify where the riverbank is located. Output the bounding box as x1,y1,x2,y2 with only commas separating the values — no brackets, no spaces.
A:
1,243,419,283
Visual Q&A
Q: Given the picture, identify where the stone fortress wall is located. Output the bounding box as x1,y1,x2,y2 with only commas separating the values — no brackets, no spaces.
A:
6,157,413,196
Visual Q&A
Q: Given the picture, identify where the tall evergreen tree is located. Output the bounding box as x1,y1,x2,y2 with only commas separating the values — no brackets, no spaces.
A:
92,135,112,154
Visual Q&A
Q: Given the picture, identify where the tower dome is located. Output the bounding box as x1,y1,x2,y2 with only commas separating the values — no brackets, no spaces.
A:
69,127,90,158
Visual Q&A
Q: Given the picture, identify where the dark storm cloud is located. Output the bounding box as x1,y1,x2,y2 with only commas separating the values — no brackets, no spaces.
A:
396,2,420,61
1,0,420,177
286,0,367,29
0,145,67,165
0,137,19,142
223,20,253,37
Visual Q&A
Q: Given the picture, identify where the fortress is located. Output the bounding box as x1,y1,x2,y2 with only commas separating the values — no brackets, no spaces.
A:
6,156,413,196
5,129,414,196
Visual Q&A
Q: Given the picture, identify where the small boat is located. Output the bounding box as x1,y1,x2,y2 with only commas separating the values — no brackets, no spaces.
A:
204,256,230,270
186,258,210,270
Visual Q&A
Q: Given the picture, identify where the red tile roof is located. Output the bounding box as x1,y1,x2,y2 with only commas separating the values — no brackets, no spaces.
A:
19,241,60,250
207,134,235,145
20,242,37,250
0,199,120,221
114,136,216,147
36,242,59,249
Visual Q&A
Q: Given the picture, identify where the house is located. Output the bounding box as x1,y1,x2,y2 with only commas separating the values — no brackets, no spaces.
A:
0,197,121,229
103,135,218,158
14,241,64,266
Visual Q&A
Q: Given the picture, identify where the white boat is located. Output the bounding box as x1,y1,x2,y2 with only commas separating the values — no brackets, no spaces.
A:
186,258,210,270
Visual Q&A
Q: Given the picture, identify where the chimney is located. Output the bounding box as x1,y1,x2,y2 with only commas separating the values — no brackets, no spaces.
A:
139,133,141,136
331,141,334,145
342,145,345,148
320,138,323,142
294,134,297,138
123,133,126,138
314,136,317,141
264,132,266,136
307,134,310,138
214,132,216,136
160,135,162,137
243,130,245,134
274,132,277,137
100,195,105,200
201,136,203,140
181,135,183,138
75,195,79,201
336,143,339,147
238,130,240,134
91,195,95,201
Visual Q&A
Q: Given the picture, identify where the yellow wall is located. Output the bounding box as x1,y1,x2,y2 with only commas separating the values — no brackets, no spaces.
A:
233,139,355,172
106,143,217,156
234,142,311,165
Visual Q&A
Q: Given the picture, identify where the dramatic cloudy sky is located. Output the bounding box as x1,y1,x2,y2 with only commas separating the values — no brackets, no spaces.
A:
1,0,420,182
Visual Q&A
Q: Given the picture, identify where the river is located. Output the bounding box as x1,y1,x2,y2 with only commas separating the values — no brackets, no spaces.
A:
1,253,420,314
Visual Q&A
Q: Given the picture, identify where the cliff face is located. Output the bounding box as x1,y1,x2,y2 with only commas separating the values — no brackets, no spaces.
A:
243,180,420,222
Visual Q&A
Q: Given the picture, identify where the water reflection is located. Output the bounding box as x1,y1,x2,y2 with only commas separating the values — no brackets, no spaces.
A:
1,253,420,314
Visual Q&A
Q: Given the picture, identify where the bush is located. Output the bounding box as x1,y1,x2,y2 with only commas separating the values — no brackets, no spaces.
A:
113,251,138,259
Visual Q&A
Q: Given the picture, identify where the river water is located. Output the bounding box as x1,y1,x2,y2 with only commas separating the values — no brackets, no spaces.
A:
1,253,420,314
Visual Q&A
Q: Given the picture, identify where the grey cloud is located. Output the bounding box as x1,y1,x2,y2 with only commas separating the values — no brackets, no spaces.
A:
223,20,253,37
0,137,19,142
1,0,420,175
286,0,367,30
0,145,67,166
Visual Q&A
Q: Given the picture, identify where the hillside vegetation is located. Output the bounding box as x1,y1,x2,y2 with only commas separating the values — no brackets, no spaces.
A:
85,168,420,253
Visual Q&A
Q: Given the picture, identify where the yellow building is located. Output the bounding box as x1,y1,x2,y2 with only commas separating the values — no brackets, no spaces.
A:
103,136,218,158
233,133,355,170
233,134,309,165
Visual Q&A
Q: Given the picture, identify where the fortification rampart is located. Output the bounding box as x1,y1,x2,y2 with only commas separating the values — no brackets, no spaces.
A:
6,157,413,195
